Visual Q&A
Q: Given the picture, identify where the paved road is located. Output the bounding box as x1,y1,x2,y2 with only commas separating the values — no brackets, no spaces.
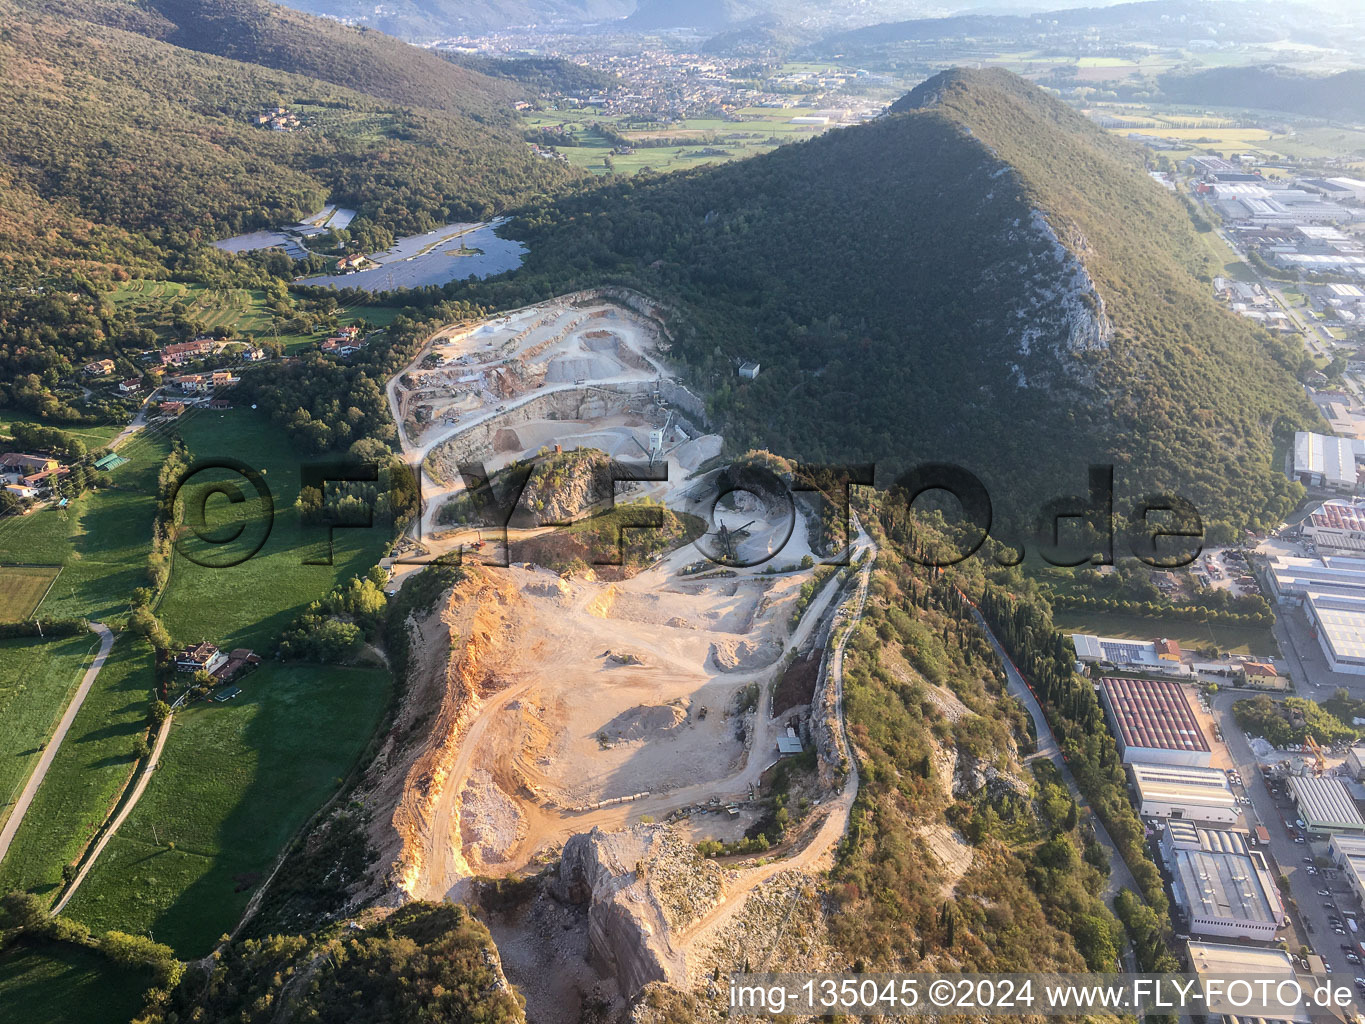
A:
1210,692,1365,982
0,623,114,865
969,606,1141,903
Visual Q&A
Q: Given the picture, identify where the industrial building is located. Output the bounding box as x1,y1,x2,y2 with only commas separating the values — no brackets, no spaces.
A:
1161,824,1285,940
1185,942,1308,1022
1301,498,1365,554
1292,431,1360,492
1287,775,1365,834
1071,634,1190,676
1266,553,1365,675
1130,762,1237,824
1099,676,1211,767
1330,834,1365,908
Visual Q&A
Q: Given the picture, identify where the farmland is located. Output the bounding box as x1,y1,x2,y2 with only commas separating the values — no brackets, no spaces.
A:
0,566,61,623
0,642,154,898
63,661,390,954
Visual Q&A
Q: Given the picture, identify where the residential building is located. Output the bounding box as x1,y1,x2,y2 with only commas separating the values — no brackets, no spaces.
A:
1099,676,1211,767
175,641,228,675
118,378,140,394
84,358,114,376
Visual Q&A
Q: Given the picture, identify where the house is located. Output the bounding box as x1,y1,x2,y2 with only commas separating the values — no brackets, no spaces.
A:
160,401,186,418
0,453,59,476
3,483,37,500
172,374,209,394
242,347,267,362
208,398,232,410
210,371,238,388
118,378,141,394
159,339,216,365
335,254,366,271
212,648,261,681
738,361,761,380
1155,638,1183,662
84,358,115,376
175,641,228,675
1240,661,1284,688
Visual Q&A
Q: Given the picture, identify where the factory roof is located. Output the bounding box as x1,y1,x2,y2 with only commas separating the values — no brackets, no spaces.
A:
1131,763,1235,810
1100,676,1208,753
1287,774,1365,829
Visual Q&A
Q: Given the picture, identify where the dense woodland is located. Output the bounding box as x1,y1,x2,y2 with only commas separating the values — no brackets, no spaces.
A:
425,68,1315,539
1159,66,1365,120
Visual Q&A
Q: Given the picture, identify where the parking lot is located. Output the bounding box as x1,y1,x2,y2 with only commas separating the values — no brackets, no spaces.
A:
1209,689,1365,991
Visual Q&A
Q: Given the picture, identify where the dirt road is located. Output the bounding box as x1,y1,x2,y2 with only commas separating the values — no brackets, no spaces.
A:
52,695,174,913
0,623,113,866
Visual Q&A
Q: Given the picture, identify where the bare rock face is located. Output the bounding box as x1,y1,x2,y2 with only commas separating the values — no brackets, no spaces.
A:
552,825,724,999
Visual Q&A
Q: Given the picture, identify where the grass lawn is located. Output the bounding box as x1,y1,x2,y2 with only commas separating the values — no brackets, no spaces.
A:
0,431,168,624
0,566,61,623
0,410,124,452
154,408,393,650
1051,609,1277,658
64,662,390,955
0,942,153,1024
0,641,152,899
0,634,99,833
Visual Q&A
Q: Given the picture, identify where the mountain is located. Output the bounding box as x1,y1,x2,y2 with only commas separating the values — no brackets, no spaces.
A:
0,0,575,273
816,0,1348,56
456,67,1314,537
273,0,636,37
1159,65,1365,120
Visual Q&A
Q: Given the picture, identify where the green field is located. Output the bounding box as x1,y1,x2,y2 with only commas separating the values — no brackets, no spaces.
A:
0,565,61,623
0,642,153,899
49,408,396,952
0,410,124,452
1051,609,1277,658
64,662,390,954
0,942,152,1024
108,280,399,354
524,105,842,175
0,429,168,625
0,634,98,834
154,408,393,650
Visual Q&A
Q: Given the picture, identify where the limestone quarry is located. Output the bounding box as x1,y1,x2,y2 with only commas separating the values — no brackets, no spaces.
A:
366,293,877,1022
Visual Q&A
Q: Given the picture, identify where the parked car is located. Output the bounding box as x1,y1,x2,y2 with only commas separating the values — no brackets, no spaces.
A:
1322,890,1334,897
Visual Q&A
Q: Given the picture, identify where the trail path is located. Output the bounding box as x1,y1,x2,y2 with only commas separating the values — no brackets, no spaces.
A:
0,623,113,865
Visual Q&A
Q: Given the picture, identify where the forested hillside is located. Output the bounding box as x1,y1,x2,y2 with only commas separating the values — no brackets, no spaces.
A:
438,67,1313,538
2,0,575,263
1159,65,1365,119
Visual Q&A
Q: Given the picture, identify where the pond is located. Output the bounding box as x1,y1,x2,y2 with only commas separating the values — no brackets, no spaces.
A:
301,220,527,292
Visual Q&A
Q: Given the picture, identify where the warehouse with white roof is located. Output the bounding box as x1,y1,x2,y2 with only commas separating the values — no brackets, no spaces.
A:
1161,823,1285,940
1287,775,1365,833
1267,552,1365,674
1330,834,1365,907
1130,762,1237,824
1292,431,1360,492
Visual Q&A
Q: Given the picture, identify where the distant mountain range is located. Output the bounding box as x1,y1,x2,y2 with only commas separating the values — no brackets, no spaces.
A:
1159,65,1365,120
815,0,1352,54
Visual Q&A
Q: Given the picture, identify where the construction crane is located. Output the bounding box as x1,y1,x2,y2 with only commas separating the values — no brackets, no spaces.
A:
1304,733,1327,776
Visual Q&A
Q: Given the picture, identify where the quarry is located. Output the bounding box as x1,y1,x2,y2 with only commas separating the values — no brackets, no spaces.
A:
371,293,874,1022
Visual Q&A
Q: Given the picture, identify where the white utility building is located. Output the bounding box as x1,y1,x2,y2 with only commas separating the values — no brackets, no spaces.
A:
1130,762,1238,824
1292,431,1360,492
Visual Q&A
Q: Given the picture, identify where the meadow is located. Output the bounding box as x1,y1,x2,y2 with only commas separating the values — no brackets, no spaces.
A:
0,634,99,835
0,642,154,898
64,661,390,954
1051,609,1276,658
0,566,61,623
0,943,152,1024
